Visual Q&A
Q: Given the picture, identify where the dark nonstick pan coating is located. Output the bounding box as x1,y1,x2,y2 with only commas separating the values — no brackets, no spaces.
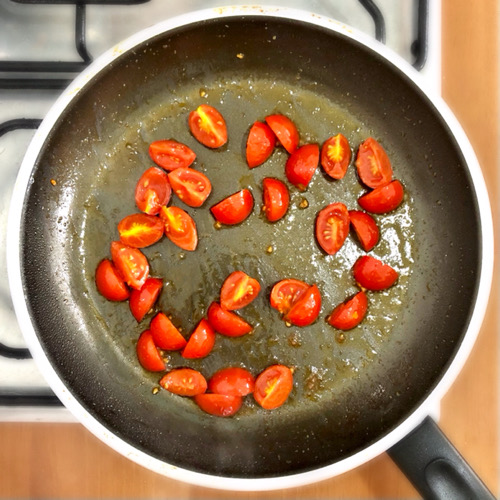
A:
19,16,480,477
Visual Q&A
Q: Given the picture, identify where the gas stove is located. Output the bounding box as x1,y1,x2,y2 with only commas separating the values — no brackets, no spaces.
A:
0,0,440,421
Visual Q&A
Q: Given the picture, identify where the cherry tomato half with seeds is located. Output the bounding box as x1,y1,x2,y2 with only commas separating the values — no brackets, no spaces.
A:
136,330,164,372
315,202,350,255
254,365,293,410
118,213,164,248
220,271,261,311
181,319,216,359
356,137,393,189
188,104,227,148
150,312,187,351
208,367,255,397
160,205,198,251
246,121,276,168
358,180,404,214
353,255,399,291
348,210,379,252
159,368,207,397
129,277,162,322
262,177,289,222
95,258,130,301
321,133,351,180
135,166,171,216
265,114,299,154
327,291,368,330
270,279,309,315
210,189,254,226
110,241,149,291
285,143,319,191
207,302,253,337
194,393,243,417
284,284,322,327
148,139,196,171
167,167,212,208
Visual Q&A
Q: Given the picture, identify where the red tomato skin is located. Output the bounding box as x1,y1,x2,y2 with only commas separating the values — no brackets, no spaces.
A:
355,137,393,188
194,393,243,417
264,114,299,154
284,284,322,327
220,271,261,311
136,330,165,372
159,206,198,251
188,104,227,148
353,255,399,291
210,189,254,225
129,277,163,322
208,367,255,396
181,319,216,359
327,291,368,330
159,368,207,397
262,177,290,222
348,210,380,251
270,279,309,315
150,312,187,350
148,139,196,171
315,202,350,255
110,241,149,291
206,302,253,337
167,167,212,208
358,180,404,214
285,143,319,191
95,259,130,301
118,213,164,248
246,121,276,168
135,167,172,215
253,365,293,410
321,134,351,180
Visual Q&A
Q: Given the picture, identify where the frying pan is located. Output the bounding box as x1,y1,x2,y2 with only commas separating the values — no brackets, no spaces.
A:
7,6,495,497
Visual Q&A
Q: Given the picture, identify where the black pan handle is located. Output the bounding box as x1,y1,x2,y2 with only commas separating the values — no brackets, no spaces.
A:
388,417,495,499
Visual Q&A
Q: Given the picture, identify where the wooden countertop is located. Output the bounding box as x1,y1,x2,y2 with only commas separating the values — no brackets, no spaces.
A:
1,0,498,498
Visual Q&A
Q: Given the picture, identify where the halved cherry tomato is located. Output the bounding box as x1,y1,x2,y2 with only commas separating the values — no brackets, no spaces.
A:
315,202,350,255
285,284,322,327
129,277,163,322
118,213,164,248
148,139,196,171
358,180,404,214
167,167,212,207
194,393,242,417
210,189,254,225
208,367,255,396
352,255,399,291
159,368,207,396
356,137,393,188
206,302,253,337
262,177,289,222
181,319,216,359
327,291,368,330
348,210,379,251
253,365,293,410
95,258,130,301
321,133,351,180
110,241,149,290
136,330,164,372
246,121,276,168
264,114,299,154
285,143,319,191
159,205,198,251
188,104,227,148
220,271,261,311
270,279,309,315
135,166,171,216
150,312,187,350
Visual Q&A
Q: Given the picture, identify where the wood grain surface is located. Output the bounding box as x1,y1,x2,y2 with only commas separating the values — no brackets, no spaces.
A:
0,0,498,498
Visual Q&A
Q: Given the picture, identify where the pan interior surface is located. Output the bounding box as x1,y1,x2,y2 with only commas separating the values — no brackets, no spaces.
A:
19,15,481,478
